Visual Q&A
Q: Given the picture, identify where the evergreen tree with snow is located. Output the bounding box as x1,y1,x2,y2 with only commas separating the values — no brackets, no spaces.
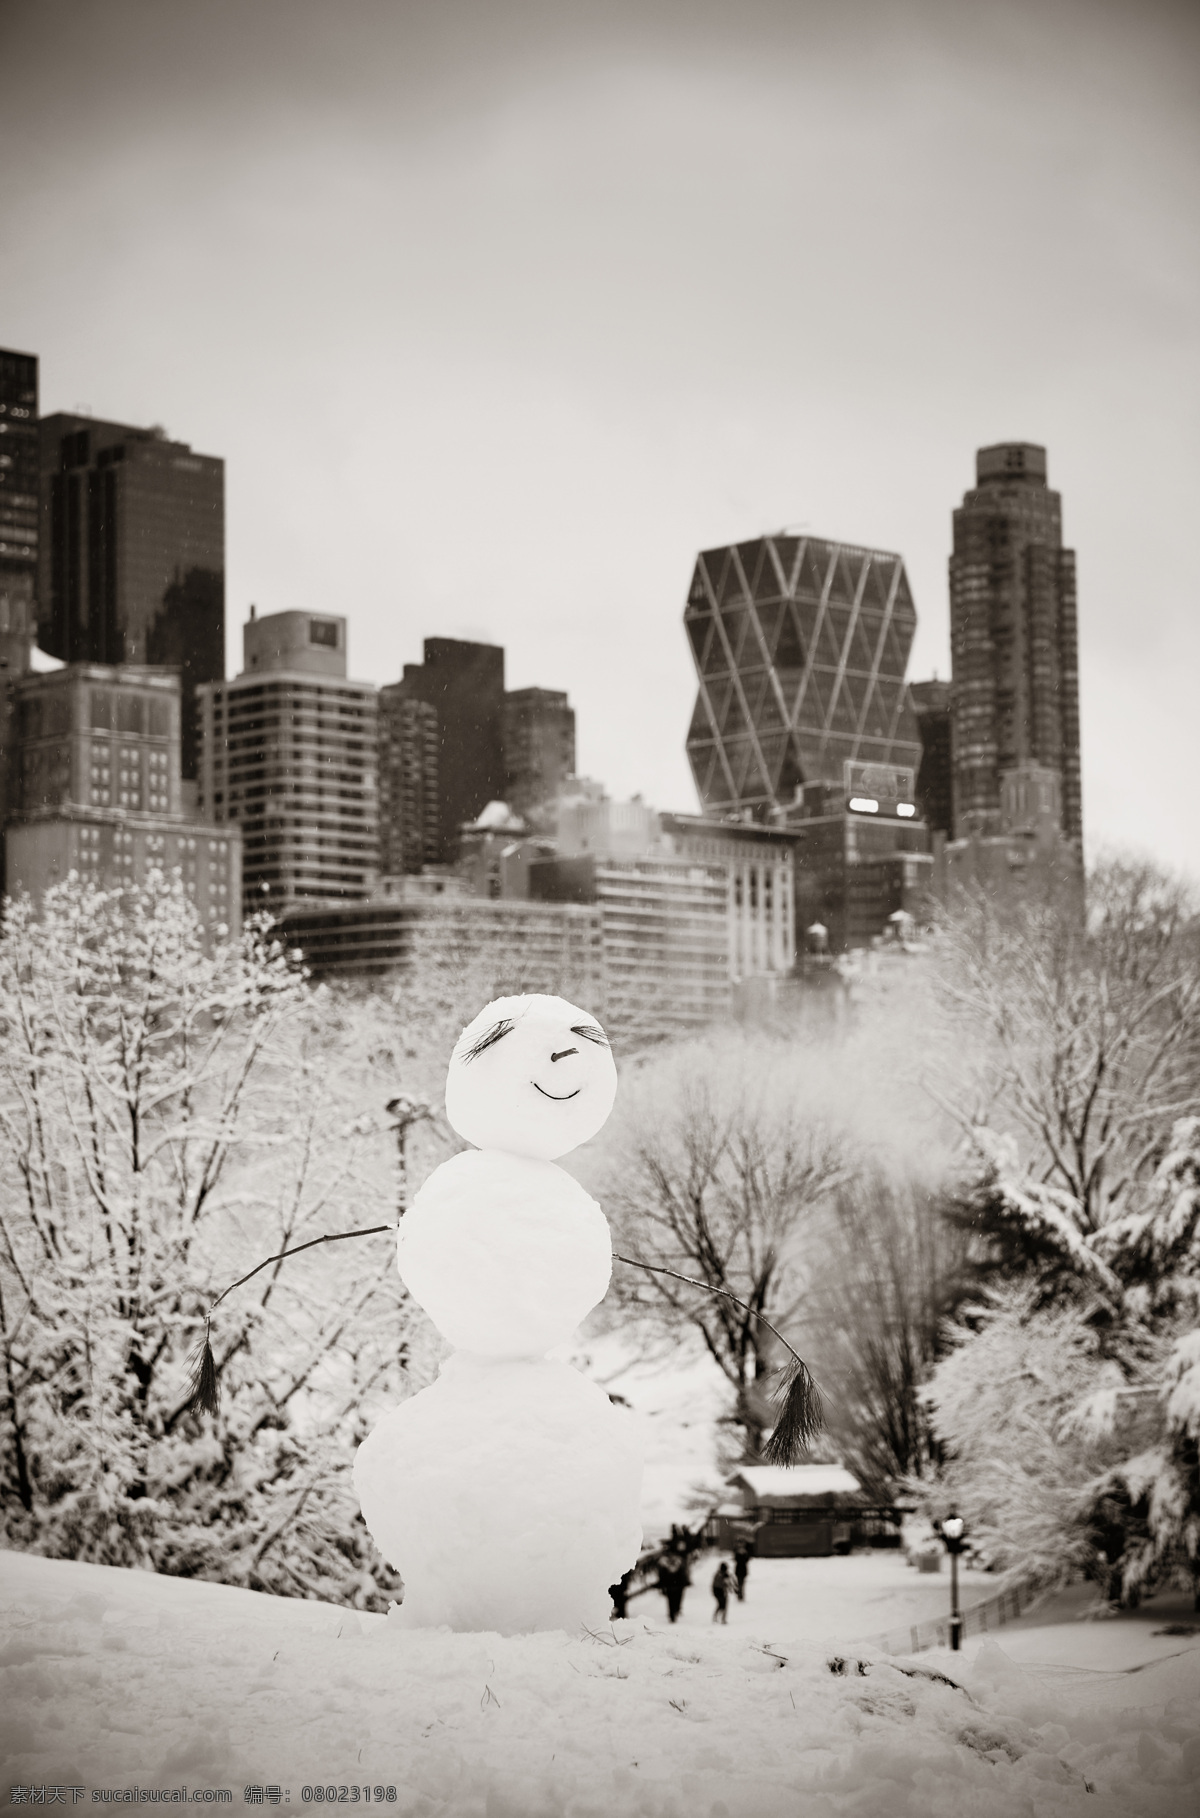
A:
922,860,1200,1606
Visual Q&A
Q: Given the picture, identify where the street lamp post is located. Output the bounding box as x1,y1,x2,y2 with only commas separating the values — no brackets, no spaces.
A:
384,1095,431,1220
938,1513,966,1650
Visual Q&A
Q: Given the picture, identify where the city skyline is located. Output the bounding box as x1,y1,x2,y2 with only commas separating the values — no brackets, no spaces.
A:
2,1,1197,877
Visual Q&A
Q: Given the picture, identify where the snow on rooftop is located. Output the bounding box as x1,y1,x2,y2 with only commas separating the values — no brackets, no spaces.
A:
471,798,525,831
732,1464,864,1500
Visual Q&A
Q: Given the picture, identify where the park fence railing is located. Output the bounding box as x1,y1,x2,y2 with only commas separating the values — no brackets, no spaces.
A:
853,1577,1042,1657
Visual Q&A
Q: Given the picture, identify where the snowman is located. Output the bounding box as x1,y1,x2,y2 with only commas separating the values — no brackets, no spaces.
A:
353,993,643,1634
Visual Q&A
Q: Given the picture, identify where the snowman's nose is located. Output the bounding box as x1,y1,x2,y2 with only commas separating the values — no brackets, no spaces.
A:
550,1047,578,1063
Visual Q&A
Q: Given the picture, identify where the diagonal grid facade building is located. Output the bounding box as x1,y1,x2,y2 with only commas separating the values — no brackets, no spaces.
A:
685,536,920,814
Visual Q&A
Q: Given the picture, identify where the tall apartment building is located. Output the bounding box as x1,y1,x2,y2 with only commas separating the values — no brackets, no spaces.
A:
501,687,575,822
377,685,439,875
949,443,1081,845
684,533,921,815
396,638,504,860
0,349,40,842
37,411,224,780
4,662,240,931
0,349,38,663
197,610,377,916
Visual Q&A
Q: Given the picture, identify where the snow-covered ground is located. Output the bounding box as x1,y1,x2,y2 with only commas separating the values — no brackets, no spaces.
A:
637,1550,995,1645
4,1547,1198,1816
6,1328,1197,1812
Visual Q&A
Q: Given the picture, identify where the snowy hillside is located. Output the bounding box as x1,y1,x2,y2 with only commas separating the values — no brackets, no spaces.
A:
4,1549,1198,1816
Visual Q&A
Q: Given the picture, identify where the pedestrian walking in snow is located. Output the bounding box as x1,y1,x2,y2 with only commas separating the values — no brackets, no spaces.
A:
657,1549,689,1623
711,1560,731,1623
733,1541,752,1602
609,1569,633,1618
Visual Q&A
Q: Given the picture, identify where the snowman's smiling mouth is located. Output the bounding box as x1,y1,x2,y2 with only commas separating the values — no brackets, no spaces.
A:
533,1083,581,1101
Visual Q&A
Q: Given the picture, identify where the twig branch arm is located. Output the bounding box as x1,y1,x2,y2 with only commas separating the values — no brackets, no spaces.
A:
208,1222,397,1315
183,1221,397,1417
611,1251,824,1464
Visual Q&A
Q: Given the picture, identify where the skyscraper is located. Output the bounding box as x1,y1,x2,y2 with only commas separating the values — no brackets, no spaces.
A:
197,610,377,915
501,687,575,822
909,678,954,837
37,412,224,780
948,443,1081,844
0,349,38,668
684,534,921,815
683,532,932,950
0,349,40,844
4,661,240,934
397,637,505,860
377,685,439,875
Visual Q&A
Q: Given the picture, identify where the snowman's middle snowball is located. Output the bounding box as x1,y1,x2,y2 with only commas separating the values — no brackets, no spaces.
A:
399,1148,612,1355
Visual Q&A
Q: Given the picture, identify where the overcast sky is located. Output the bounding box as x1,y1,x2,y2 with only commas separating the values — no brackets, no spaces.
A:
2,0,1197,877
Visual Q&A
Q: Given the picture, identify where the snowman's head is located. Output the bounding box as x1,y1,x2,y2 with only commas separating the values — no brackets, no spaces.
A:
444,993,618,1160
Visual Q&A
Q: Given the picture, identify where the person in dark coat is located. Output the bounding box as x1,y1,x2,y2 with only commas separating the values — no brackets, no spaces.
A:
733,1540,753,1602
609,1569,633,1619
656,1549,689,1623
711,1560,731,1623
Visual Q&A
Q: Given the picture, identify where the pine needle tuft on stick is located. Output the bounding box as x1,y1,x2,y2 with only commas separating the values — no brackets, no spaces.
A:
761,1356,824,1465
185,1323,220,1417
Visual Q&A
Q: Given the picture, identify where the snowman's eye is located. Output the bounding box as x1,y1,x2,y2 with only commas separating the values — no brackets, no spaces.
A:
570,1024,608,1047
460,1018,515,1062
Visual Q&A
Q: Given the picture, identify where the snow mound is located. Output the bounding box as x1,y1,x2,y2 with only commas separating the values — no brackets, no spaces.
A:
3,1551,1199,1816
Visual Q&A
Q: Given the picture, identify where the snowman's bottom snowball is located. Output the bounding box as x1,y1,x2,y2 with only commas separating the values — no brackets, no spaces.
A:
354,1351,643,1635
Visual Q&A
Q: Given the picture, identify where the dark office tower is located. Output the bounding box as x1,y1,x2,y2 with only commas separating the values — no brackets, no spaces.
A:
0,350,40,849
378,685,439,875
949,443,1081,844
909,678,954,837
502,687,575,822
37,412,224,781
684,534,921,816
398,638,504,860
0,349,39,666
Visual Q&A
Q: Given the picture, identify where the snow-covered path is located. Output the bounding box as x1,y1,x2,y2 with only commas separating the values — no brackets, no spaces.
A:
635,1550,996,1645
638,1552,1200,1669
3,1549,1199,1816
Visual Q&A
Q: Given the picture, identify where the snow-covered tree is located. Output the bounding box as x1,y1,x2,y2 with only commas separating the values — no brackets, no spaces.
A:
0,874,433,1606
921,1283,1159,1589
923,1117,1200,1604
913,858,1200,1603
594,1037,846,1458
934,856,1200,1236
796,1170,972,1494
